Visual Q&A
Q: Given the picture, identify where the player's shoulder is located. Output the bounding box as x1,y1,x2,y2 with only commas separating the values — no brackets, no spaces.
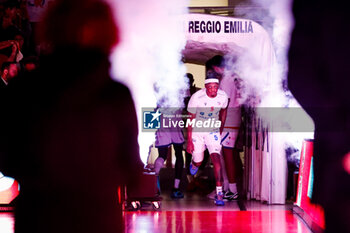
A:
217,89,228,99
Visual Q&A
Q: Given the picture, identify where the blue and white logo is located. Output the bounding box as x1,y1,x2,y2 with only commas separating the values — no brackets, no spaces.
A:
143,109,161,129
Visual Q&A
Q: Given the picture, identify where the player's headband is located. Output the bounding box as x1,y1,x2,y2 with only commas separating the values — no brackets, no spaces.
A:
204,78,219,84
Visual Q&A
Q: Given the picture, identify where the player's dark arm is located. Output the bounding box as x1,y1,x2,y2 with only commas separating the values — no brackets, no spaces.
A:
186,112,196,154
219,99,229,134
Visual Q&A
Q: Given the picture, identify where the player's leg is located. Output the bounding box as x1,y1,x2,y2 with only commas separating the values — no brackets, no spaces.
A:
154,146,168,175
171,143,185,198
153,145,169,194
206,131,225,206
221,130,241,200
219,150,230,192
190,151,204,175
210,152,225,206
189,133,205,175
185,152,192,175
154,130,171,175
222,147,238,200
210,152,223,187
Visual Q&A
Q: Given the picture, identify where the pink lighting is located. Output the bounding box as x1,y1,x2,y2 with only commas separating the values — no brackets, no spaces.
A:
124,210,311,233
0,178,19,205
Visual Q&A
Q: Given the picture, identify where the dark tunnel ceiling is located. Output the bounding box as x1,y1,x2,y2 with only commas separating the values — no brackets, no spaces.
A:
182,40,244,65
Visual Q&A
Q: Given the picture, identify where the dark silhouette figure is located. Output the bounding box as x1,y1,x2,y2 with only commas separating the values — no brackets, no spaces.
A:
0,0,142,232
288,1,350,232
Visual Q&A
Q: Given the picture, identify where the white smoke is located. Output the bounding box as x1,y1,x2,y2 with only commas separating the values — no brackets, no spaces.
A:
260,0,314,141
224,1,313,203
228,0,293,107
219,2,314,202
108,0,189,164
230,0,314,138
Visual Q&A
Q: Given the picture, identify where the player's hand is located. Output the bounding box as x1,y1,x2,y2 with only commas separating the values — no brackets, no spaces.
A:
187,140,194,154
11,41,18,53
